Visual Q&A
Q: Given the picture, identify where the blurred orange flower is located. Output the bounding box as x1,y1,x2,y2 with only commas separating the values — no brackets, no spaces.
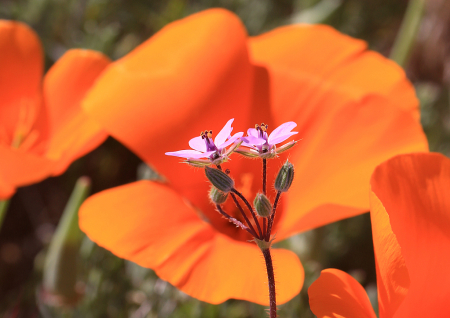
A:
79,9,428,305
309,153,450,318
0,20,110,199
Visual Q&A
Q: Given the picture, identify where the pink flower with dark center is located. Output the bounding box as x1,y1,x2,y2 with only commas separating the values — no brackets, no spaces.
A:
165,118,243,166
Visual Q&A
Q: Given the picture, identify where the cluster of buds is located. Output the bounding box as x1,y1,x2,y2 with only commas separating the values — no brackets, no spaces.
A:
166,118,298,247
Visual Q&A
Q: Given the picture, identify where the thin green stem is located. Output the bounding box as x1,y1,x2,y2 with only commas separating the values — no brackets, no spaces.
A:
42,177,91,303
390,0,426,67
0,199,11,232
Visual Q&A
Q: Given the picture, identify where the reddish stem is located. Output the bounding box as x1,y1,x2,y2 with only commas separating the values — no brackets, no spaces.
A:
262,248,277,318
231,188,263,239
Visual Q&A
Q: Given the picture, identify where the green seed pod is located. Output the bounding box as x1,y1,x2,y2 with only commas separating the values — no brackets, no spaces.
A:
209,186,228,204
253,193,272,217
274,160,294,192
204,166,234,193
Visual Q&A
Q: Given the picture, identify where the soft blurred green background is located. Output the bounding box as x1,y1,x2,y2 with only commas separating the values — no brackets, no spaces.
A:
0,0,449,317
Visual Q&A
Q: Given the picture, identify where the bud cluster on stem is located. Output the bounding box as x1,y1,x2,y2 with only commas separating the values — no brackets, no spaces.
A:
203,157,295,318
166,119,298,318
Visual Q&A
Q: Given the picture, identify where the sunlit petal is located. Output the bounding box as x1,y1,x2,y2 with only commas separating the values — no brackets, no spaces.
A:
309,269,377,318
371,153,450,318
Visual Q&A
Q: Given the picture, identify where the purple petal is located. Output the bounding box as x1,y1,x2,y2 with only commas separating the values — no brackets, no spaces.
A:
240,137,253,148
214,118,234,146
247,128,259,138
240,135,265,148
269,132,298,146
268,122,297,144
165,149,215,159
189,136,207,152
219,132,244,149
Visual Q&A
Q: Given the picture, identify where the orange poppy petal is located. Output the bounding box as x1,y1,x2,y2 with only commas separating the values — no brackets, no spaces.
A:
309,269,377,318
370,153,450,318
249,24,418,122
274,94,428,240
0,145,54,191
82,9,253,207
79,181,303,304
79,181,210,268
248,25,427,239
43,49,110,175
370,189,409,318
0,20,43,140
168,234,304,305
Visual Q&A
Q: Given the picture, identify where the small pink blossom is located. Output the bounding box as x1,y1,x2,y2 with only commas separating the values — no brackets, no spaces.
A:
238,122,298,158
165,118,243,166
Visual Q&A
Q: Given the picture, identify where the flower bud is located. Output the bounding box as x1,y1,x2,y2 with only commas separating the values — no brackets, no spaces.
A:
253,193,272,217
205,166,234,193
209,186,228,204
274,160,294,192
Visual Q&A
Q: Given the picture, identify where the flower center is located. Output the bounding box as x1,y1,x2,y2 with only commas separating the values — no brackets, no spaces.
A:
201,130,217,152
201,129,224,161
255,123,270,153
1,97,42,151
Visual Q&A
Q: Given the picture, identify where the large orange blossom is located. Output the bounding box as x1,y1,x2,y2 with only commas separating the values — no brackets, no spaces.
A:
79,9,428,305
0,20,110,199
309,153,450,318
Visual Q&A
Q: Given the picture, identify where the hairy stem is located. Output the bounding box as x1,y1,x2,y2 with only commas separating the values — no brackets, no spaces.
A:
266,191,281,241
262,248,277,318
231,188,263,239
263,158,267,195
216,204,255,237
230,193,259,238
263,217,267,239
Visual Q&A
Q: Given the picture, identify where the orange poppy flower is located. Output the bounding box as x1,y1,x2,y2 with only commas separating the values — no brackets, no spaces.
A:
0,20,110,199
309,152,450,318
79,9,428,305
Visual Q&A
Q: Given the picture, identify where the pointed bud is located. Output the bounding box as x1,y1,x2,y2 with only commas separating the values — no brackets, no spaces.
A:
276,140,297,154
253,193,272,217
235,147,260,158
205,166,234,193
274,160,294,192
184,158,211,168
209,186,228,204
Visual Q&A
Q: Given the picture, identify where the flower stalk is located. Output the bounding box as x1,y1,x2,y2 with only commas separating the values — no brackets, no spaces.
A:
262,247,277,318
390,0,426,66
40,177,91,307
0,199,10,232
263,158,267,195
167,120,298,316
231,188,263,239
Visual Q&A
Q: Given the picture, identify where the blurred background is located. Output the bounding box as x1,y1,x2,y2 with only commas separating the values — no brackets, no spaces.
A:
0,0,449,317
